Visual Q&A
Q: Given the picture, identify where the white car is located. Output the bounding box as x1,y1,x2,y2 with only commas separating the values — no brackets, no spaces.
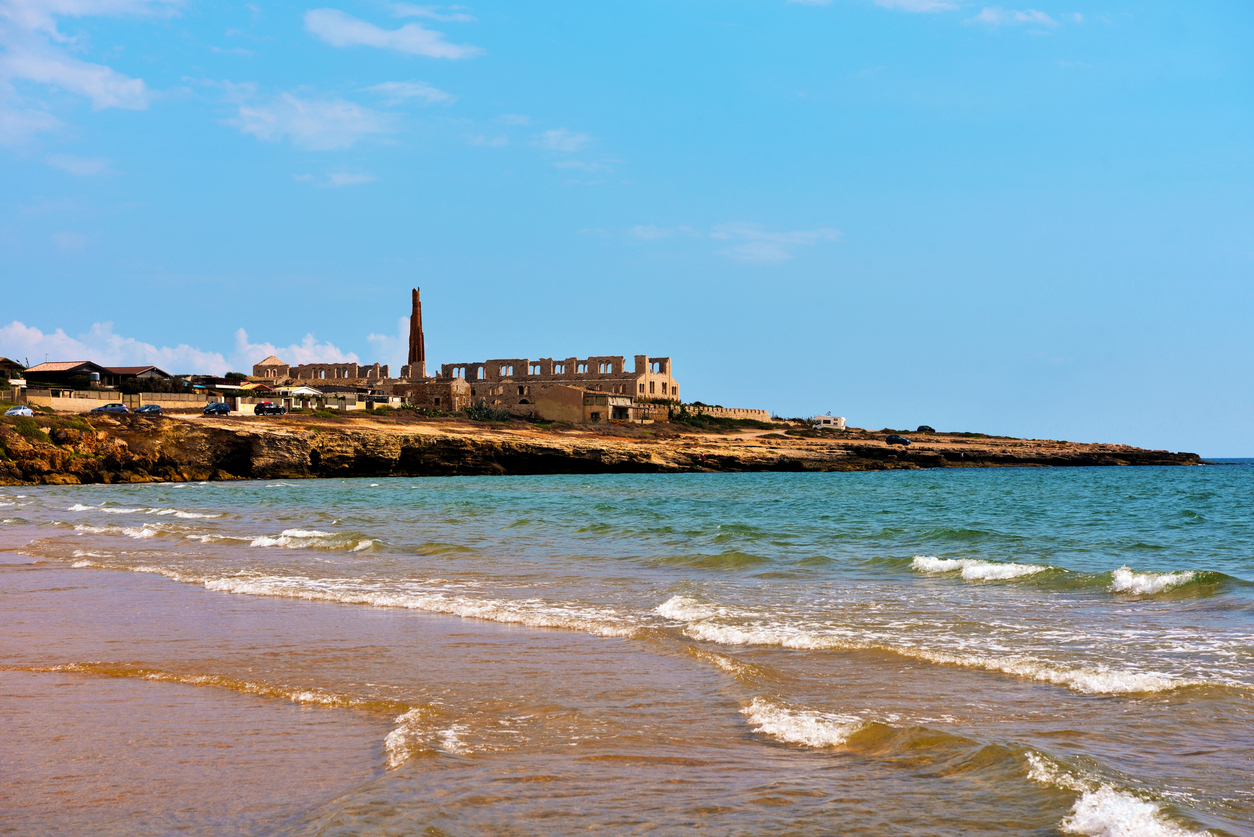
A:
5,405,34,417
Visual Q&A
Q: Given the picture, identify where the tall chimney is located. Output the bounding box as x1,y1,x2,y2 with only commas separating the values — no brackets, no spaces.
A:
408,287,426,378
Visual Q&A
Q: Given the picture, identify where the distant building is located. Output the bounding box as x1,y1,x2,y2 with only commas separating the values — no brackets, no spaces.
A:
534,385,637,424
0,357,25,381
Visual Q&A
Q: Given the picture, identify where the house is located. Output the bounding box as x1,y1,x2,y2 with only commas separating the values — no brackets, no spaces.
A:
105,366,173,385
534,385,638,424
0,357,25,382
22,360,112,388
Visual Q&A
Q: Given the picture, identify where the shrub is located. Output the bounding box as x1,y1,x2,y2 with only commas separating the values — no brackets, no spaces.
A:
14,416,52,444
224,372,248,380
312,409,338,418
464,401,511,422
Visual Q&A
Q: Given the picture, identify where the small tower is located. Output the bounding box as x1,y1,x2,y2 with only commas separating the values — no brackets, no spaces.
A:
408,287,427,379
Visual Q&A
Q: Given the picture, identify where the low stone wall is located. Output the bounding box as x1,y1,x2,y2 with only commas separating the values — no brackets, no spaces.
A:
686,405,772,422
23,389,215,413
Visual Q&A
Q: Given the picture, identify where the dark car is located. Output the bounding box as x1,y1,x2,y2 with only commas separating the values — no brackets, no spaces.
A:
202,401,231,415
90,403,130,415
253,401,287,415
136,404,163,416
886,434,911,446
916,425,935,433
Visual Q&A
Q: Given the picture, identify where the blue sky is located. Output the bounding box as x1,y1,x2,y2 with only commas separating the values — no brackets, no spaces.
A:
1,0,1250,454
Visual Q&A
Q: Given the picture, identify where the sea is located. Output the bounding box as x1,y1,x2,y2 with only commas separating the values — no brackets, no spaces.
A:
1,462,1251,836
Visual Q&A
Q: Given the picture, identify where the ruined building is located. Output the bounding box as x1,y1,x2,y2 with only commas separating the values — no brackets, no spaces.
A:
392,287,680,417
252,357,390,382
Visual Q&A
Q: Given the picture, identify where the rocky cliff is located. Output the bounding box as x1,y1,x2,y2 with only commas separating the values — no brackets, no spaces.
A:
0,413,1203,486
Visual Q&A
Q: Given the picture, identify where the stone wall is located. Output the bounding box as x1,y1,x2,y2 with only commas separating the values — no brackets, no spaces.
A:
687,405,772,423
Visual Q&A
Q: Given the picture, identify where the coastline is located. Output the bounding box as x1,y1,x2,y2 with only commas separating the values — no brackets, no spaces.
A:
0,412,1203,486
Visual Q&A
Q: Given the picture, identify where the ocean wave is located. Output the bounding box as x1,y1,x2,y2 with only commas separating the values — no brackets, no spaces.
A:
204,575,641,638
249,528,374,552
741,697,863,748
911,555,1051,581
73,523,159,539
70,503,223,519
1110,566,1196,596
658,595,1195,695
1027,752,1210,837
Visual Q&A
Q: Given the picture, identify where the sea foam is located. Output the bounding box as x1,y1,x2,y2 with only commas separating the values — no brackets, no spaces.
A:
659,595,1191,695
741,697,863,748
1026,752,1209,837
1110,566,1197,596
911,555,1050,580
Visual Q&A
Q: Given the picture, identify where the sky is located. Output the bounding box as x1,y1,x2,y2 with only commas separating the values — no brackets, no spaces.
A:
1,0,1251,455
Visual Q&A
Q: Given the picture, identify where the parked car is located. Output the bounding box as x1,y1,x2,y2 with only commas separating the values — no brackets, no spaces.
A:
202,401,231,415
886,434,911,446
135,404,163,416
5,405,34,417
916,425,935,433
253,401,287,415
90,403,130,415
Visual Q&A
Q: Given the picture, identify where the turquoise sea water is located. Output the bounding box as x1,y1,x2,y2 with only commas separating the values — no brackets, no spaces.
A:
2,463,1252,835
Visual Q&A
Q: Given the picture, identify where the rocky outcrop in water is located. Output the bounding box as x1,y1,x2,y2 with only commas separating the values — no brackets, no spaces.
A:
0,414,1203,486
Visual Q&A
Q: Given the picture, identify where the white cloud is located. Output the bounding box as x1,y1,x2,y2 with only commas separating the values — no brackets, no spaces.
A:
967,7,1059,26
0,46,150,109
361,79,454,105
50,230,87,249
496,113,530,125
466,133,507,146
534,127,592,153
326,171,374,187
292,171,376,187
366,316,409,374
389,3,476,23
232,328,358,372
304,8,481,59
223,92,393,150
0,320,230,375
0,0,176,139
874,0,959,11
631,225,671,240
712,223,841,263
45,153,110,175
630,222,837,262
554,159,608,172
0,102,61,144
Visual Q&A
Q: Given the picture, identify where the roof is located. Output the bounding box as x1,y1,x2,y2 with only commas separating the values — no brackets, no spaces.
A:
24,360,103,373
106,366,172,377
0,357,24,368
255,355,286,366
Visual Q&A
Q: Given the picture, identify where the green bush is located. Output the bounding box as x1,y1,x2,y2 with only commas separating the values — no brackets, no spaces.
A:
14,416,52,444
312,409,339,418
463,401,511,422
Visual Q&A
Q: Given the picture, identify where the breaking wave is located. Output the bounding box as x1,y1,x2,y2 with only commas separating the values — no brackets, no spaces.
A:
249,528,375,552
911,555,1051,580
741,697,863,748
73,523,159,539
67,503,221,519
1110,566,1196,596
657,595,1199,695
1026,752,1211,837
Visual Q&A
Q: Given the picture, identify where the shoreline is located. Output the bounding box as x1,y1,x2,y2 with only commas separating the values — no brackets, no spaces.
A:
0,412,1204,486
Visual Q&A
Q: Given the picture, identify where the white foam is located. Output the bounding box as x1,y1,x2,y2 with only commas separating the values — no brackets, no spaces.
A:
912,555,1050,581
1026,752,1208,837
668,597,1189,695
384,708,430,769
73,523,158,539
741,697,863,748
67,503,94,511
1110,566,1196,596
656,594,749,622
248,529,359,549
203,575,641,638
99,507,145,514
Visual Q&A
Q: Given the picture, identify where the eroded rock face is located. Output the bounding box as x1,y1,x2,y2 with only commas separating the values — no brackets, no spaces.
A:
0,414,1203,486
